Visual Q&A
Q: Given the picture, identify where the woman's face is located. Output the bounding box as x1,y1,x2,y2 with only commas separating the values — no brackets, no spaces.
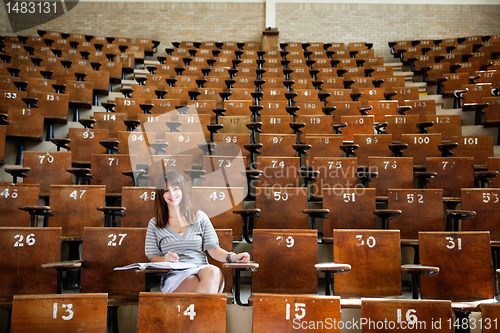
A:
163,183,182,208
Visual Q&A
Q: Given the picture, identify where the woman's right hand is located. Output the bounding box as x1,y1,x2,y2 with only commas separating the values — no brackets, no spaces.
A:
164,252,179,263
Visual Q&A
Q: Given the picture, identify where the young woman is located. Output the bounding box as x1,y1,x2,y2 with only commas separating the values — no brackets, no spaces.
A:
145,170,250,293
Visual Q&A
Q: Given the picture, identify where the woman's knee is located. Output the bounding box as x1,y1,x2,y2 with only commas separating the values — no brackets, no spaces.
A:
198,265,223,281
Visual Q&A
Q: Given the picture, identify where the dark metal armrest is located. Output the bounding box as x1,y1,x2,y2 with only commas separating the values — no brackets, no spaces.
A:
402,264,439,299
303,209,329,229
315,262,351,296
42,260,85,294
222,262,259,306
234,209,260,244
446,210,476,231
97,206,126,227
374,209,402,229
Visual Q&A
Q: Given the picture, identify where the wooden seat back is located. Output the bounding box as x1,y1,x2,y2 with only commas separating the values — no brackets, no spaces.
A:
260,115,294,135
120,187,155,228
191,187,244,240
90,154,136,194
426,157,474,198
253,294,341,333
36,91,69,122
147,154,193,187
68,128,107,165
137,293,226,333
255,187,308,229
11,293,108,333
353,134,393,166
322,188,377,242
339,115,374,141
361,299,453,333
419,231,494,301
252,229,318,294
425,114,461,141
304,135,343,165
81,227,147,293
388,189,445,241
0,184,40,227
92,111,127,140
401,99,436,122
368,157,414,197
23,151,72,196
451,135,494,168
256,156,301,188
385,115,420,142
259,134,297,157
6,106,44,140
0,227,60,296
461,188,500,241
401,133,442,168
49,185,106,239
333,229,402,297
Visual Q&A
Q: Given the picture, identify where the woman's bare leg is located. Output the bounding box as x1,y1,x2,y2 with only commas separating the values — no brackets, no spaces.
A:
194,265,224,293
174,275,200,292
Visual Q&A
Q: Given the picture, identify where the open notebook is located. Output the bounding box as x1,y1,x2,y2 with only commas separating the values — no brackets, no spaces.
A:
114,262,196,271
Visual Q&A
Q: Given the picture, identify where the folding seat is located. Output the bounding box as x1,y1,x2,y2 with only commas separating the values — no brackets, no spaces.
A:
0,227,61,304
191,186,244,241
137,293,226,333
43,227,148,332
361,299,453,333
147,154,193,187
410,231,495,325
336,115,375,141
322,229,403,303
252,294,341,333
460,188,500,242
400,99,436,122
0,183,40,227
11,293,108,333
90,154,136,195
437,72,470,96
451,135,494,168
92,110,128,140
426,157,474,200
321,188,377,243
384,189,445,243
304,134,343,166
114,91,145,121
225,229,318,304
425,114,462,142
22,150,72,197
67,127,107,166
368,157,414,198
384,114,420,142
361,100,399,122
351,134,393,167
426,62,451,84
400,133,442,168
117,130,154,167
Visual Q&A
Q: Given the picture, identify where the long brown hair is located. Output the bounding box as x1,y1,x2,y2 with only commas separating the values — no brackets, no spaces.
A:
154,170,198,228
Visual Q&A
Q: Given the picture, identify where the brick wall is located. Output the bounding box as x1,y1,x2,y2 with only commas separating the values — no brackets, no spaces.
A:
1,1,499,61
1,1,265,48
276,3,500,61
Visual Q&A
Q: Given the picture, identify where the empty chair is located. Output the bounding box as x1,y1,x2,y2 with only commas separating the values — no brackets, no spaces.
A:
120,186,156,228
368,157,414,198
327,229,402,301
426,157,474,199
90,154,136,195
461,188,500,241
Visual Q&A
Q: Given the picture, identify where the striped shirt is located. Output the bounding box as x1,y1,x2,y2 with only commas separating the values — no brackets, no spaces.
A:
145,210,220,266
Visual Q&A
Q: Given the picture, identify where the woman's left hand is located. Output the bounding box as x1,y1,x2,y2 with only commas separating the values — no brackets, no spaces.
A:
232,252,250,263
